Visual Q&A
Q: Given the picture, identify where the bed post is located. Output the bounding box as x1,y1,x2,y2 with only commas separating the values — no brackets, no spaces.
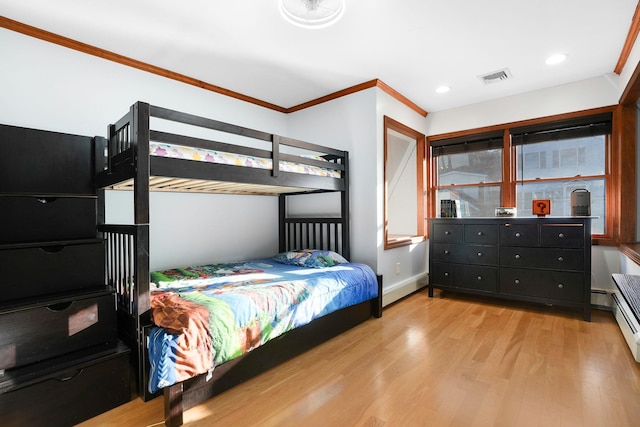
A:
132,102,150,225
131,101,152,399
278,194,286,253
341,153,350,260
165,384,183,427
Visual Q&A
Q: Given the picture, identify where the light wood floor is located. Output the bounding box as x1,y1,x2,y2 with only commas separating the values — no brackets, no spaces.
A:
80,289,640,427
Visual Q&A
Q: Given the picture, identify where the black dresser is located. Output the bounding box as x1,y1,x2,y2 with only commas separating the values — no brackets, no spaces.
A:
428,217,592,321
0,124,130,426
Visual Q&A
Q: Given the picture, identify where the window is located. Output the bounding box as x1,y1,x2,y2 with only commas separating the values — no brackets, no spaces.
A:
512,113,610,235
384,116,426,249
431,131,503,217
428,110,618,242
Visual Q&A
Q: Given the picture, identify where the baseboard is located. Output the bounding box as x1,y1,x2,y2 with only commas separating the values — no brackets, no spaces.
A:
382,274,428,307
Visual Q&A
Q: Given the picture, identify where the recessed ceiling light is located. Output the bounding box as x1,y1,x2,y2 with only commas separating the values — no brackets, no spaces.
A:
435,85,451,94
546,54,567,65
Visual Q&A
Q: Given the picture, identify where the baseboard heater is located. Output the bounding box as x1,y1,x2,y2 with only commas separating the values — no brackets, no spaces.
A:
611,290,640,362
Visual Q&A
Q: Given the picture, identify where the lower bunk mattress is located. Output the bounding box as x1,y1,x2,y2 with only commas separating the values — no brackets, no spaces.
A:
147,250,378,393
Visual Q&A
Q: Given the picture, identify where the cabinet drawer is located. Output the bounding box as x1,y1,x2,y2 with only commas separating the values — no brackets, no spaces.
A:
500,247,584,271
457,265,498,293
0,346,130,427
430,262,456,286
540,224,585,248
431,243,498,265
464,224,498,244
0,196,97,244
0,240,105,303
431,223,463,242
500,224,538,246
0,292,117,370
499,268,584,302
0,124,97,195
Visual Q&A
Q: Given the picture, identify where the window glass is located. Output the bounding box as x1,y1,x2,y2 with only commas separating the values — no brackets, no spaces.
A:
436,185,501,217
516,179,605,234
434,143,501,217
437,149,502,185
516,136,605,180
514,133,606,234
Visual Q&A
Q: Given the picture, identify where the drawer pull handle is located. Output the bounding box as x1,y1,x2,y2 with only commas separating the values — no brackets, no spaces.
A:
515,254,521,259
477,231,483,236
36,197,58,204
56,369,83,382
445,231,450,235
444,250,450,255
41,245,65,254
558,284,564,289
444,272,449,276
558,233,565,238
514,279,520,284
47,301,74,312
477,276,482,281
558,257,564,262
477,252,483,257
515,232,521,237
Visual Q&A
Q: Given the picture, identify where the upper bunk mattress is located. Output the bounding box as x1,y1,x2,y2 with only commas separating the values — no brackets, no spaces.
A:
147,251,378,393
150,142,341,178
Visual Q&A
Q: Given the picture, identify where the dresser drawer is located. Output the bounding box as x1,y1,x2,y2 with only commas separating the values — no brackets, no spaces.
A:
0,345,130,427
0,292,117,370
431,243,498,265
431,223,463,242
0,240,105,303
457,265,498,293
539,224,585,248
0,196,97,244
500,247,584,271
499,268,584,302
500,224,538,246
0,124,97,195
430,262,456,286
464,224,498,244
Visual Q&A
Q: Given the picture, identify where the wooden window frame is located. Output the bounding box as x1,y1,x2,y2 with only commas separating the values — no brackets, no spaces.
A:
384,116,427,250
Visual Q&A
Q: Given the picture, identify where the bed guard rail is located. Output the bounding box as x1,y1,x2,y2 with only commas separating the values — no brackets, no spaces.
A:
98,224,150,318
98,102,347,186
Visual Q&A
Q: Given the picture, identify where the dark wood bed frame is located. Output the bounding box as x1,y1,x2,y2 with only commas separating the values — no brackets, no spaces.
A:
95,102,383,426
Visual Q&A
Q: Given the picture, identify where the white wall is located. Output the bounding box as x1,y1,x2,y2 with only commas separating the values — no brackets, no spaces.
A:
375,90,430,303
287,88,431,304
286,89,379,268
1,28,288,270
425,75,620,135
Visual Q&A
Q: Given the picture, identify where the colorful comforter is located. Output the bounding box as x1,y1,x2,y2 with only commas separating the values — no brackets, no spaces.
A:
150,142,341,178
147,256,378,393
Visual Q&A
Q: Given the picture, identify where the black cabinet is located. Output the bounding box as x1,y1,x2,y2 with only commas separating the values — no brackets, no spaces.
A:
0,343,130,427
429,217,592,321
0,124,129,426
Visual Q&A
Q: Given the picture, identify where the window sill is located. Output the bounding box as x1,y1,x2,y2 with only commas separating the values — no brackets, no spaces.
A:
385,235,425,250
620,243,640,266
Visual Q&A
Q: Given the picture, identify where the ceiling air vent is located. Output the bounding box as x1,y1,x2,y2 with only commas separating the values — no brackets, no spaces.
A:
478,68,512,84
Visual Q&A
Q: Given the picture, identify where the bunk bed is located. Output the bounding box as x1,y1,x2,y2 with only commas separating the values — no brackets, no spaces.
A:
95,102,383,427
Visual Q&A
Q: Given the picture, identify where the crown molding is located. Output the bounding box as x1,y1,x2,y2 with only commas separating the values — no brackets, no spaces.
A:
0,16,427,117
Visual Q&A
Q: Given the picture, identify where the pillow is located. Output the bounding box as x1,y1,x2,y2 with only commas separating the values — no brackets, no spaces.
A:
273,249,348,268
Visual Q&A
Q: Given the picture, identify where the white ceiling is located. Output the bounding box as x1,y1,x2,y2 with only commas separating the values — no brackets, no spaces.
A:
1,0,638,113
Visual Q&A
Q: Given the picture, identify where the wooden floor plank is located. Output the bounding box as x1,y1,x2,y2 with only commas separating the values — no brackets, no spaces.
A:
79,290,640,427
